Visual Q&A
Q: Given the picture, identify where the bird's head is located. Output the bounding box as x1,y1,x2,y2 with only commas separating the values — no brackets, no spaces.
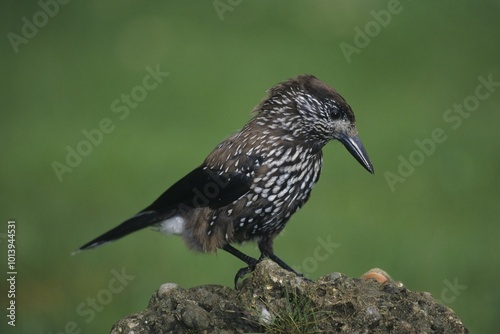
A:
253,74,374,173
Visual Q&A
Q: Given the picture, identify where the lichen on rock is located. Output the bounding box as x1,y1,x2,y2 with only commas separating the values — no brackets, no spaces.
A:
111,260,468,334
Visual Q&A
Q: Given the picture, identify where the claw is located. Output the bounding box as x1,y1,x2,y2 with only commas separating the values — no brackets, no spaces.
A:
223,244,314,289
234,259,259,289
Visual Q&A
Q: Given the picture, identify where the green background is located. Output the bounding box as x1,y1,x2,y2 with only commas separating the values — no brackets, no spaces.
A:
2,1,499,333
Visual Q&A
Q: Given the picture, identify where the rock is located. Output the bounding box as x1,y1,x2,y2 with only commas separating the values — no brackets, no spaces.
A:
111,260,469,334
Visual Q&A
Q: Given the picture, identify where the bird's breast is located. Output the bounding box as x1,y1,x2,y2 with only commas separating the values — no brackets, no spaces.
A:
230,145,323,237
196,135,324,248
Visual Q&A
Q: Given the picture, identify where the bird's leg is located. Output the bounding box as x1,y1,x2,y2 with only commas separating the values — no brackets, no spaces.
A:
222,244,259,289
258,237,313,281
266,253,312,280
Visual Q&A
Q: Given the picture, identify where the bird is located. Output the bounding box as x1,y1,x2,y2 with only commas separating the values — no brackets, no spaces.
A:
75,74,374,288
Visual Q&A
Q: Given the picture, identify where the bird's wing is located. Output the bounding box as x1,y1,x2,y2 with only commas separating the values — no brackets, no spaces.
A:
146,164,254,212
75,156,260,252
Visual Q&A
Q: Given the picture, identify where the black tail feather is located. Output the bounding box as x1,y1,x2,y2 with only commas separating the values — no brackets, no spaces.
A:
74,211,160,253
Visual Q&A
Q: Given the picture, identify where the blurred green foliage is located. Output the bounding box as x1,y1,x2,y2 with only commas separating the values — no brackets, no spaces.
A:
1,1,499,333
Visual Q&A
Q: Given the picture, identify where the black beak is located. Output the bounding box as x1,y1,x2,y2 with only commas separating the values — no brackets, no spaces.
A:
337,133,374,174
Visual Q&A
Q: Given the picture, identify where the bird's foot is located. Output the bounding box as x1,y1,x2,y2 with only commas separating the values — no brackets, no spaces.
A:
222,244,260,289
266,253,314,283
223,244,315,289
233,258,258,290
232,255,314,289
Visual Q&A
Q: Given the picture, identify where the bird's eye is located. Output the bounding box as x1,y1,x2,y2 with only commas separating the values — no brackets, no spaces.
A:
329,107,341,120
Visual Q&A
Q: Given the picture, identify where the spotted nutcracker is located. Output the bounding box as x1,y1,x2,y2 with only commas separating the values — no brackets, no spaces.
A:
75,74,374,287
